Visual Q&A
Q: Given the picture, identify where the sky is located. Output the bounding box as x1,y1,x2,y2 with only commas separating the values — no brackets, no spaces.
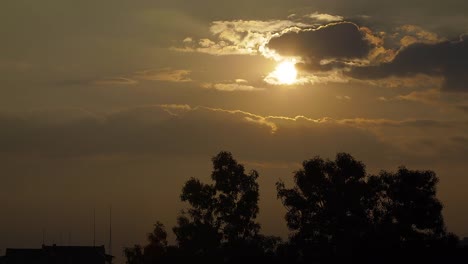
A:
1,0,468,263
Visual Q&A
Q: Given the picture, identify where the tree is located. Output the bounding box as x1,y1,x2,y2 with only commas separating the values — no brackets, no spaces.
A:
124,151,460,263
143,222,169,263
173,151,265,259
276,153,370,261
124,245,143,264
124,222,169,264
277,153,453,262
368,167,447,248
171,175,220,257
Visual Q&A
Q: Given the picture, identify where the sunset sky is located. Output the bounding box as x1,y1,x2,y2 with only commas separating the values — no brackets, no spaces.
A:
1,1,468,262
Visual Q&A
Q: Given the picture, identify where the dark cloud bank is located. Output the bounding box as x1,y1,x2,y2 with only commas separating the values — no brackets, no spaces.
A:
268,22,468,92
268,22,374,71
350,36,468,91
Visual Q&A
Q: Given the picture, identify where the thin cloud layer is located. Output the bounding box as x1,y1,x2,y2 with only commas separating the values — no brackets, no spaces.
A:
397,89,441,105
135,68,192,82
0,106,377,160
1,106,465,165
94,68,192,86
94,77,139,86
202,80,265,92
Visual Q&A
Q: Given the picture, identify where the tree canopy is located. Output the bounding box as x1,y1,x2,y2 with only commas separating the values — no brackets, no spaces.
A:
125,151,465,264
276,153,370,260
276,153,455,263
172,151,278,260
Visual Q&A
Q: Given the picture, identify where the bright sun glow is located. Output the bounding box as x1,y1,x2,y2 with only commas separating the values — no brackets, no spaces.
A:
272,60,298,85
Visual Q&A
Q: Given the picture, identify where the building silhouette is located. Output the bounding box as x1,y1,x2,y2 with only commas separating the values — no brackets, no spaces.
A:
0,245,113,264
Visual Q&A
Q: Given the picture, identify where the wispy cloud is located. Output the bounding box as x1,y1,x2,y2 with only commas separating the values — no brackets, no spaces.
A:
396,25,444,47
93,77,139,86
135,68,192,82
94,68,192,86
397,88,441,105
336,95,352,100
363,74,444,89
172,19,313,58
306,12,344,22
201,81,265,92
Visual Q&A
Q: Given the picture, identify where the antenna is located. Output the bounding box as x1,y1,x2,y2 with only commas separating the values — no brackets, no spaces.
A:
93,208,96,247
42,228,46,246
109,205,112,256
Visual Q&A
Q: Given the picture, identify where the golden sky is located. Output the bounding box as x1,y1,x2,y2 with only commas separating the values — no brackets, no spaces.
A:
1,1,468,263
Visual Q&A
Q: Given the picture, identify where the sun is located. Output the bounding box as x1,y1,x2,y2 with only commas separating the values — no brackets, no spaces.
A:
271,60,298,85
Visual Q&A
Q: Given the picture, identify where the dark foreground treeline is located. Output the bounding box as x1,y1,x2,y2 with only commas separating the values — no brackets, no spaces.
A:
124,152,467,263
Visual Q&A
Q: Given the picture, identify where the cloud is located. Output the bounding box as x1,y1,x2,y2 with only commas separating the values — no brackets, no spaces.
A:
349,35,468,92
94,77,138,86
264,68,348,85
173,19,314,57
365,74,444,89
160,104,192,111
94,68,192,86
396,25,444,47
173,19,389,87
267,22,382,71
201,81,265,92
0,106,382,160
172,16,468,92
135,68,192,82
336,95,352,100
397,89,441,105
336,118,454,128
306,12,344,22
372,88,445,107
1,105,465,164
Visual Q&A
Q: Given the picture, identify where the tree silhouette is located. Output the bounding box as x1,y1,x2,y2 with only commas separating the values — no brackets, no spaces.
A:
172,177,221,257
276,153,370,261
143,222,169,263
368,167,447,248
173,151,275,260
124,245,143,264
276,153,456,263
123,152,464,264
124,222,169,264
